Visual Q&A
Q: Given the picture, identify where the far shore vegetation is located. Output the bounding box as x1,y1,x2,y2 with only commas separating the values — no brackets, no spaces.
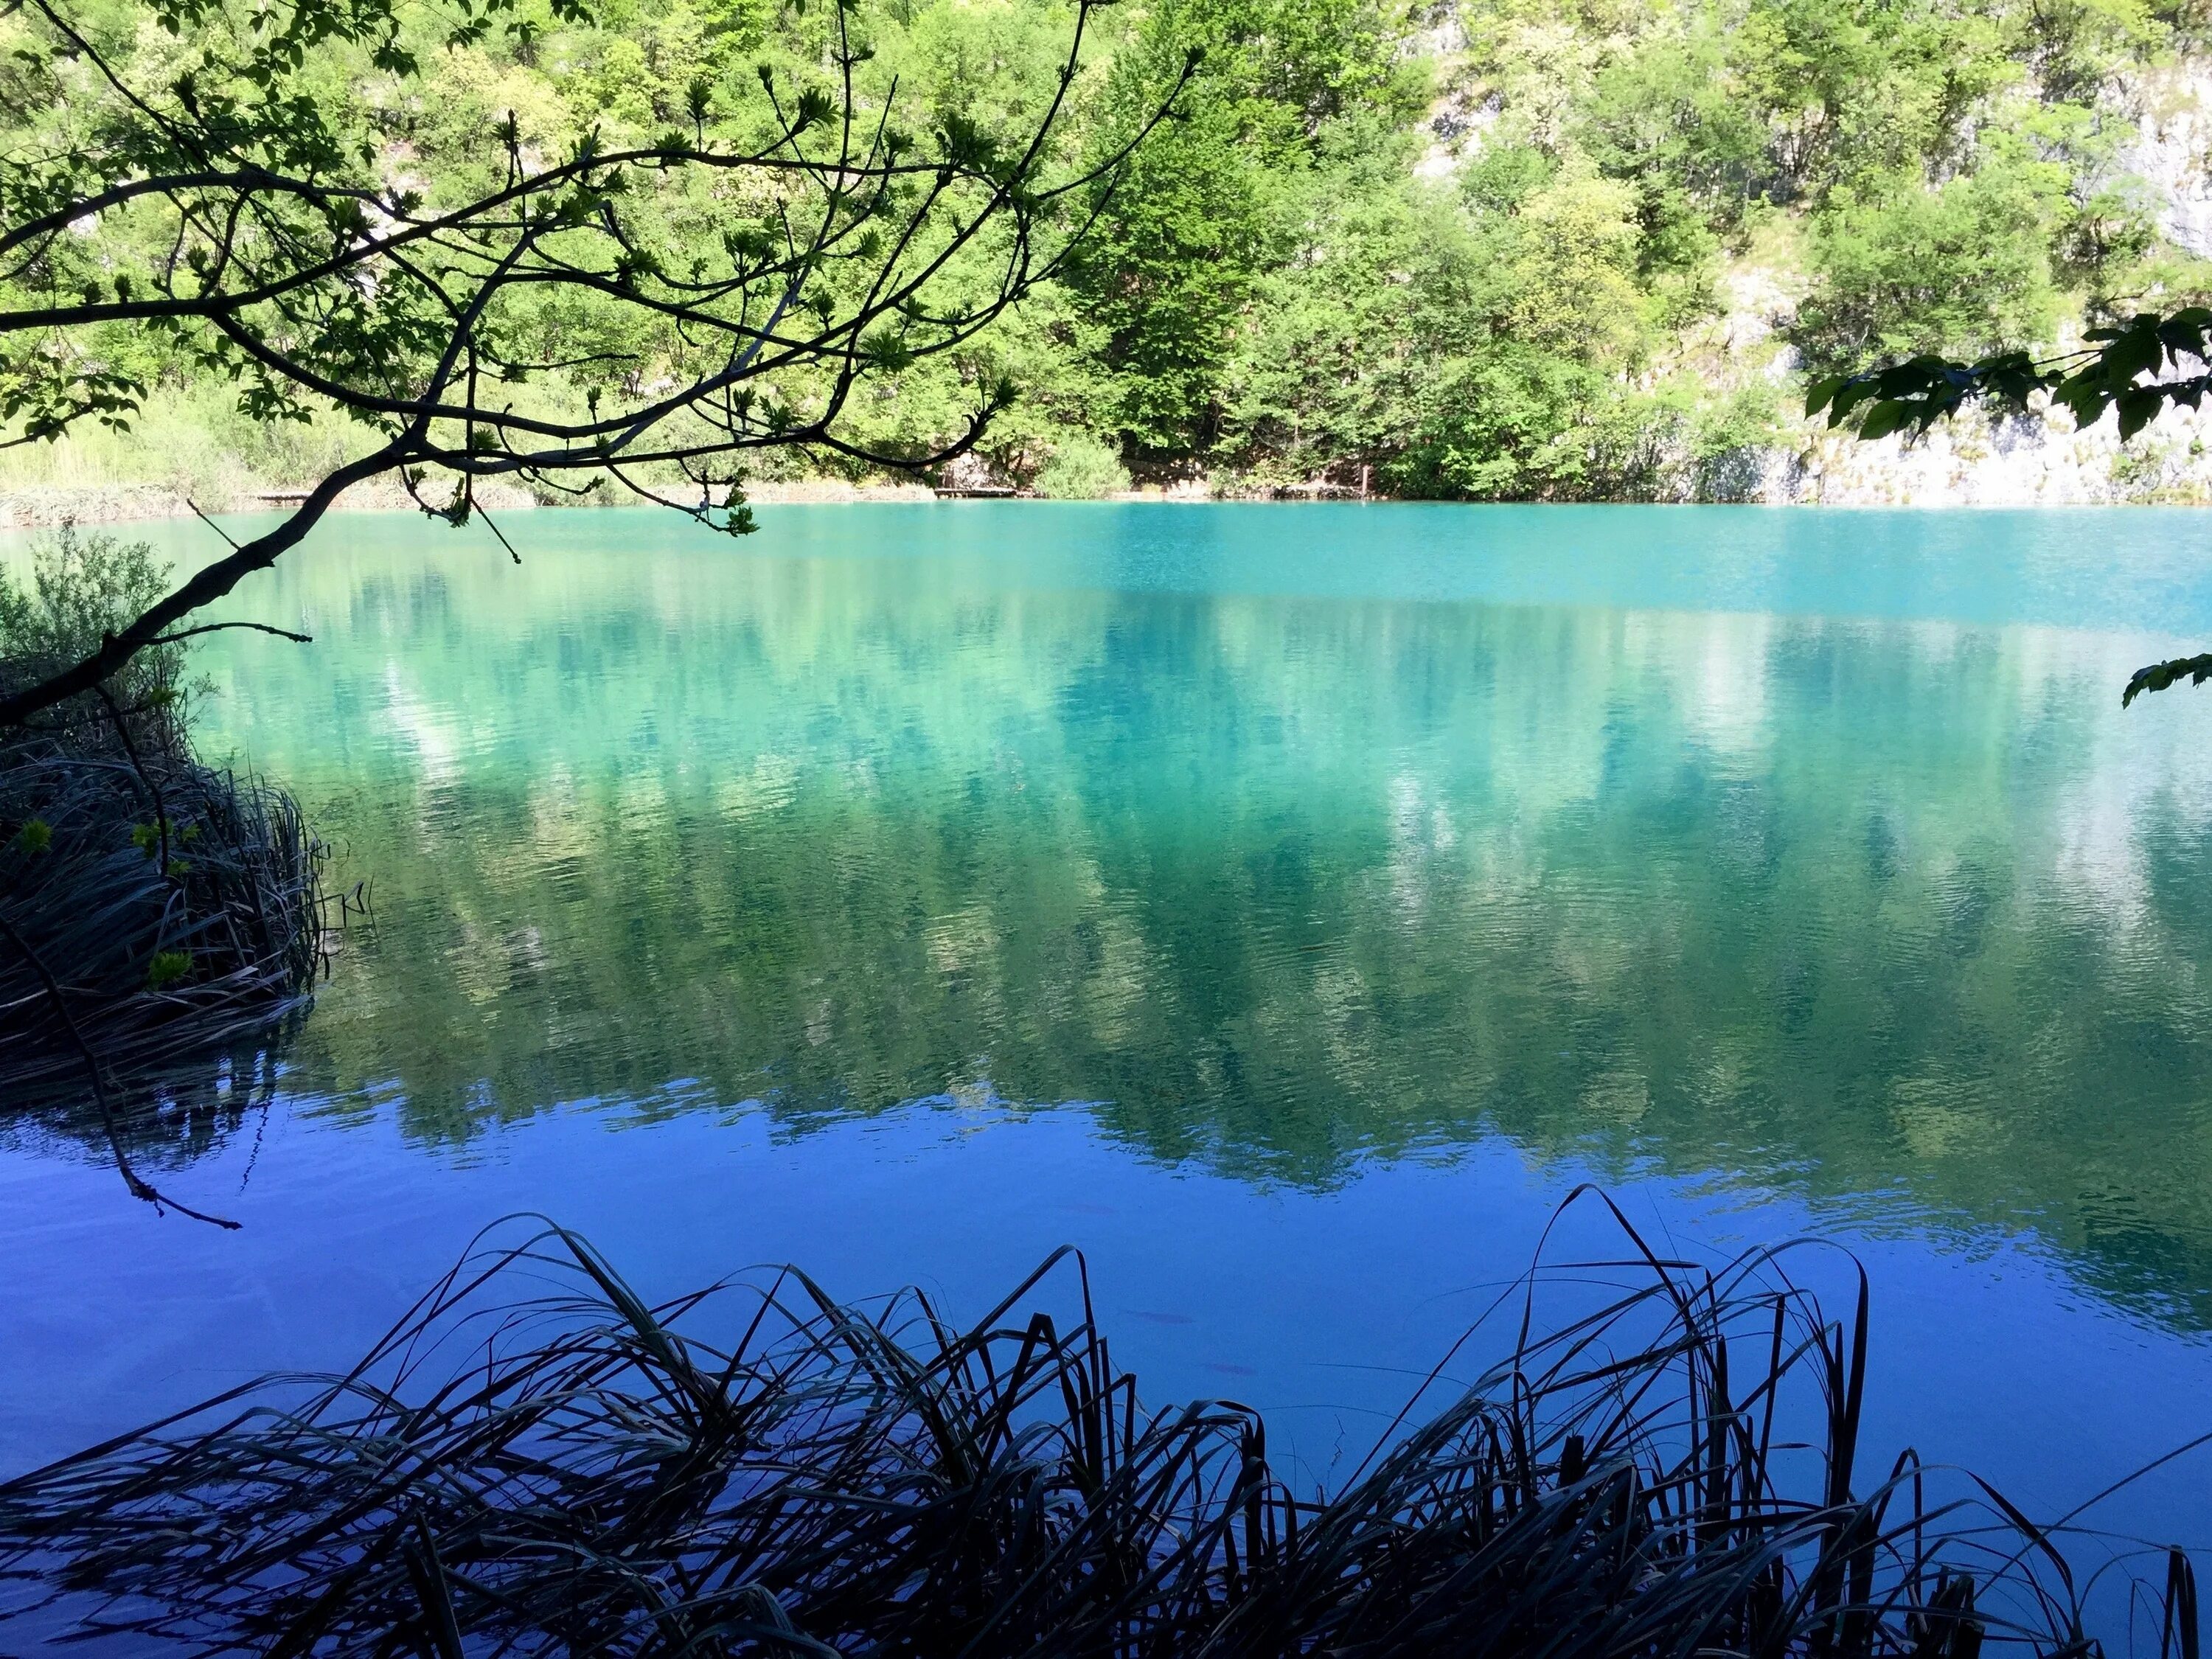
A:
7,0,2212,517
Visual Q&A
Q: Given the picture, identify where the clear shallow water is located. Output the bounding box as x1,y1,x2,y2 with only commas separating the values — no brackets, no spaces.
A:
9,503,2212,1554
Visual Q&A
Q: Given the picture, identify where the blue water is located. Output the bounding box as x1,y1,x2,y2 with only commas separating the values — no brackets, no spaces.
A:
7,502,2212,1569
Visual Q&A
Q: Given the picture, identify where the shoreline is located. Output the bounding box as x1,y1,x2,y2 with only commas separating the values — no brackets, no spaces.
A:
0,476,945,529
10,472,2212,529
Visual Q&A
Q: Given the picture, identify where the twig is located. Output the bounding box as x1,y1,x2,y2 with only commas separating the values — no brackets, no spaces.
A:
475,505,523,566
91,681,171,882
145,621,313,647
183,499,241,551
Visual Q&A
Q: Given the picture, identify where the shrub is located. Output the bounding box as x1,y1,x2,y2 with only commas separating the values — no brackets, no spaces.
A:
1794,160,2070,373
0,528,324,1157
0,527,194,760
1032,431,1132,499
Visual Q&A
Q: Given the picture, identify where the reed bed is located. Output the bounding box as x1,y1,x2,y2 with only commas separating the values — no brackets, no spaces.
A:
1,526,329,1123
0,1197,2191,1657
0,732,326,1101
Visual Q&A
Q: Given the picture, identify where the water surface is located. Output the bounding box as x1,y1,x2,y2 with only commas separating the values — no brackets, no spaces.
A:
9,504,2212,1550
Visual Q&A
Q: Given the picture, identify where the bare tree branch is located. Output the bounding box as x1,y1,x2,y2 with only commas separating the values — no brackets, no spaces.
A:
0,447,398,725
146,622,313,647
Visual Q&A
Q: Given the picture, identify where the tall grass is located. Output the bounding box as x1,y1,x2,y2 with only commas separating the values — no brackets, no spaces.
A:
0,386,375,505
0,734,324,1096
0,1196,2192,1656
1,530,327,1169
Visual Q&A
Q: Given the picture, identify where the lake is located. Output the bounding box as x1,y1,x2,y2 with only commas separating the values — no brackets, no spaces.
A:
7,502,2212,1557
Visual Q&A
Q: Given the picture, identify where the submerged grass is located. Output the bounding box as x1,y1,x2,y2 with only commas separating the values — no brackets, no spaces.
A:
0,1193,2195,1657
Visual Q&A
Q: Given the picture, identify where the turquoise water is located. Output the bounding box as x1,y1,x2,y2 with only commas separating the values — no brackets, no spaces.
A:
8,503,2212,1551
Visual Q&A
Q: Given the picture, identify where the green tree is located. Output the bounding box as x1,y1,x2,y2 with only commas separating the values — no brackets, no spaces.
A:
3,0,2200,511
1794,156,2070,371
1058,0,1417,458
0,0,1189,725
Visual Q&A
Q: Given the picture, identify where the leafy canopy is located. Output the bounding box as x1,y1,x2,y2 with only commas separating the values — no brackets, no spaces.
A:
0,0,1191,723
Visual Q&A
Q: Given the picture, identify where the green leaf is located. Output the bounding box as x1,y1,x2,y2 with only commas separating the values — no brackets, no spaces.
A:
1829,380,1877,425
13,818,51,855
2116,388,2161,441
1855,401,1911,442
147,950,192,990
2157,316,2211,357
2106,325,2163,384
858,328,914,372
2123,652,2212,708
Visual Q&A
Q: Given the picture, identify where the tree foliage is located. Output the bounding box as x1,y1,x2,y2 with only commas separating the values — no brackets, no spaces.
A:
0,0,1191,723
1037,0,2202,493
0,529,194,756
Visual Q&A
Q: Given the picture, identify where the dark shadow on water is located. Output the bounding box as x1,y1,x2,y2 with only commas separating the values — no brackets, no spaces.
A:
1,1023,300,1184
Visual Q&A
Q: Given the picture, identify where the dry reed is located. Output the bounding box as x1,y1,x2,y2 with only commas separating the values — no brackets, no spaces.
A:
0,1194,2194,1658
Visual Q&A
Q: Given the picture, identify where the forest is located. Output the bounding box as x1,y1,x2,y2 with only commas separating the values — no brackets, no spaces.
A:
6,0,2212,502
